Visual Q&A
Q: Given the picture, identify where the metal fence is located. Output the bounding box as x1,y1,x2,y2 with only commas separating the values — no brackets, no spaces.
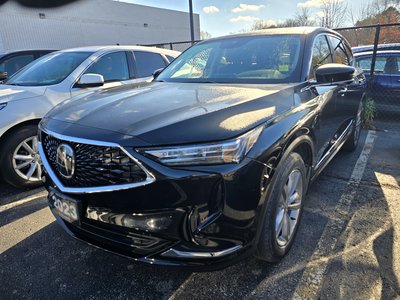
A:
141,40,199,52
336,23,400,128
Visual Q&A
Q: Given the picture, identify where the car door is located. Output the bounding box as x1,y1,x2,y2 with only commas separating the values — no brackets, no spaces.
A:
70,51,137,97
132,51,168,82
384,54,400,106
356,53,399,110
308,34,339,164
329,35,364,133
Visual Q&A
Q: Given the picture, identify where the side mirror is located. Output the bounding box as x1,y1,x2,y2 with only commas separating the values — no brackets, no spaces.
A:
76,73,104,88
315,63,355,84
152,68,164,79
0,72,8,81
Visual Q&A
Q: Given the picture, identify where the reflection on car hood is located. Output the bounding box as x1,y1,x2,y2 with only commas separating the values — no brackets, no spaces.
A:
0,85,46,102
46,82,297,146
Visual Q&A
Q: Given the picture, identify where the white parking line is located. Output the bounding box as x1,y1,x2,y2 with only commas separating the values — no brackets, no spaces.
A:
0,191,48,213
293,130,378,299
0,207,55,254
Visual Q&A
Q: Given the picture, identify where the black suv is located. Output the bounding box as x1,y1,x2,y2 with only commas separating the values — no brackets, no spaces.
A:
39,27,366,269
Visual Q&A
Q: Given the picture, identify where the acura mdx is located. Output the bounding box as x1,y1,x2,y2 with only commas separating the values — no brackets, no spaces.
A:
39,27,366,269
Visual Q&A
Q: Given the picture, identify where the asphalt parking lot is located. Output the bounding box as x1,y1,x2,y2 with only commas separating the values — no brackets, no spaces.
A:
1,124,399,300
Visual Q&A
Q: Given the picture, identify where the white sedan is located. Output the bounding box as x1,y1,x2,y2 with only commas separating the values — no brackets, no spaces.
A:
0,45,179,188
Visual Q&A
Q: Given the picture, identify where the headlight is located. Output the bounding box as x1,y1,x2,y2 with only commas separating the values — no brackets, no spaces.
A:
0,103,7,111
143,125,264,166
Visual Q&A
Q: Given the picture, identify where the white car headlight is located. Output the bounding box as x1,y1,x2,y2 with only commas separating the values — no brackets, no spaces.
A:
0,103,7,111
143,125,264,166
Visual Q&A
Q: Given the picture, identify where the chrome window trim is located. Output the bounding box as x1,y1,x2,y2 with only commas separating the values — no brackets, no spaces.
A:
38,126,156,194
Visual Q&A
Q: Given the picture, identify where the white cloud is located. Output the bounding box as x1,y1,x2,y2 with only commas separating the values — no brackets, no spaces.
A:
297,0,344,8
230,15,260,23
297,0,322,8
232,4,265,13
203,6,220,14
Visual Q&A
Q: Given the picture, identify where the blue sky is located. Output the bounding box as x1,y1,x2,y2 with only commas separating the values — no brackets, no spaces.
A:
122,0,364,37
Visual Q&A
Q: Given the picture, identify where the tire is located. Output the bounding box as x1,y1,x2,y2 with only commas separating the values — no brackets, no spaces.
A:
0,125,43,189
256,152,307,262
343,103,363,152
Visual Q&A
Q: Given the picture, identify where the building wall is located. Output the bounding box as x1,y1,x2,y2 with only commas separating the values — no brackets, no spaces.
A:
0,0,200,51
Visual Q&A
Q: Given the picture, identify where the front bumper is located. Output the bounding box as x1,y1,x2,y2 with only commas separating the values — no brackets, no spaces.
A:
40,130,268,269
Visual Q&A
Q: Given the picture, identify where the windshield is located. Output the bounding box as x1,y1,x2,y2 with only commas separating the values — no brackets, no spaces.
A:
158,35,303,84
5,51,93,86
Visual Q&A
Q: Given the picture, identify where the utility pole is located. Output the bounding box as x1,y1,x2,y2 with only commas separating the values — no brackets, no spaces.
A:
189,0,195,44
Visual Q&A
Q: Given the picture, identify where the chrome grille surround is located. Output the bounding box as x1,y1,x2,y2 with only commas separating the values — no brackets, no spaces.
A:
38,126,155,194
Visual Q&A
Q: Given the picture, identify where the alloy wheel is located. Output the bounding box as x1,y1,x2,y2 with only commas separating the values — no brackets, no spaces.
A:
275,169,303,247
12,136,42,182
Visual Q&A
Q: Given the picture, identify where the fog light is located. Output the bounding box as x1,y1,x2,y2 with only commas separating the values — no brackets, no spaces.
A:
86,206,173,231
121,215,172,231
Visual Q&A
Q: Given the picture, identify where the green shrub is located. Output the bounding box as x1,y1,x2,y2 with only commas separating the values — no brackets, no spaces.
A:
363,97,376,128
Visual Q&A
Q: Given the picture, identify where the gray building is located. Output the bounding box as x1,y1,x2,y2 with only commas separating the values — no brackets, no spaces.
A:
0,0,200,51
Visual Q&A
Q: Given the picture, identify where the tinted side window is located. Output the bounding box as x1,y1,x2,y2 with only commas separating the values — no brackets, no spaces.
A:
0,54,35,76
382,56,399,74
134,51,167,78
310,35,333,79
329,36,351,65
85,51,129,82
356,56,399,74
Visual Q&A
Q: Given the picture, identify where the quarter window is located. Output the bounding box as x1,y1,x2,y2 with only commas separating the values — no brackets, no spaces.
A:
166,55,176,63
134,51,167,78
85,51,129,82
310,35,333,79
329,36,351,65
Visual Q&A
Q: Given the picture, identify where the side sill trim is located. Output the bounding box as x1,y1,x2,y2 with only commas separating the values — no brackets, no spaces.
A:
314,119,354,170
161,245,242,259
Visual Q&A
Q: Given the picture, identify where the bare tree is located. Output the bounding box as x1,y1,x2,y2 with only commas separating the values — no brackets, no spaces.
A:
278,8,316,27
250,20,277,31
319,0,348,28
200,31,212,40
294,8,316,26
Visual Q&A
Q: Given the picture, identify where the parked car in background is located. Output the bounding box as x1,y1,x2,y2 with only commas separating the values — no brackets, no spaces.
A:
352,43,400,54
354,50,400,112
0,45,180,188
39,27,365,269
0,49,55,80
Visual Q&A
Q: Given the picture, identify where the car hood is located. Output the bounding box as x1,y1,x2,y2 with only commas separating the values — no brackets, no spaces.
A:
45,82,297,146
0,84,46,102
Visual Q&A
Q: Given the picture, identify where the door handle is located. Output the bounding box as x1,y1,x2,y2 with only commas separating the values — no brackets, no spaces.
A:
338,87,348,95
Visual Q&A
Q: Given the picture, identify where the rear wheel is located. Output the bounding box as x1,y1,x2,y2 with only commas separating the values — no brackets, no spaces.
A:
0,125,42,188
256,152,307,262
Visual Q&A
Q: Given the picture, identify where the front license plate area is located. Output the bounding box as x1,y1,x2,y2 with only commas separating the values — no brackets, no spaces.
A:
49,189,80,224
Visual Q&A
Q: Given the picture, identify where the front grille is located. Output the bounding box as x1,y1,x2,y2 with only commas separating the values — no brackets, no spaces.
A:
41,132,148,188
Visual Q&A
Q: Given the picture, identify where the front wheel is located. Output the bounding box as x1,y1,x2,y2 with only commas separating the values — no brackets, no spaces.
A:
0,125,43,188
256,152,307,262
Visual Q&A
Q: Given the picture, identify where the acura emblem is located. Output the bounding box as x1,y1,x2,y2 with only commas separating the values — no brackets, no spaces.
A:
56,144,75,179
